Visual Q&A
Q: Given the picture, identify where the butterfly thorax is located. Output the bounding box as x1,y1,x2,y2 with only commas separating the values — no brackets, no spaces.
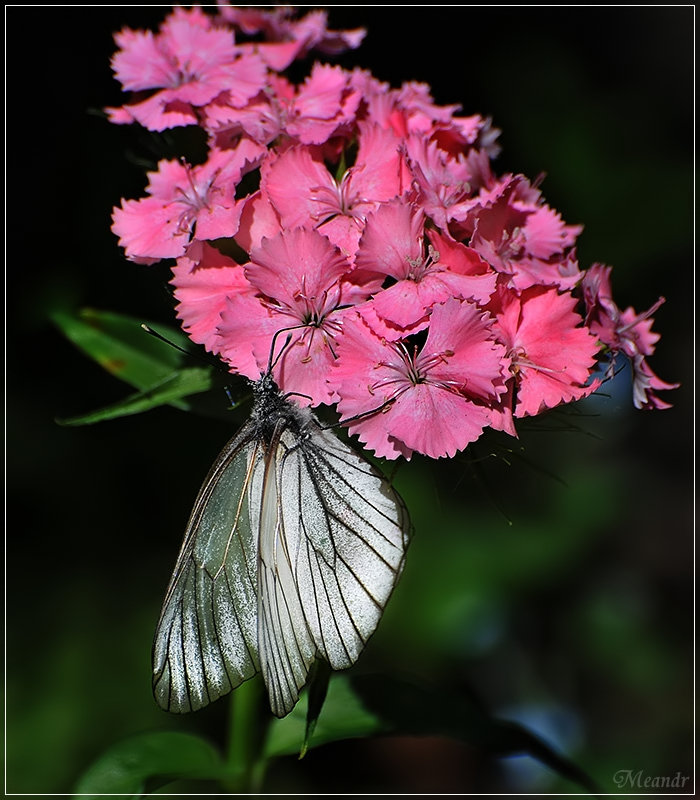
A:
249,373,311,446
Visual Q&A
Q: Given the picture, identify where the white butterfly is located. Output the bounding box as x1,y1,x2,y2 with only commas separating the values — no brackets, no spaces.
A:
152,372,411,717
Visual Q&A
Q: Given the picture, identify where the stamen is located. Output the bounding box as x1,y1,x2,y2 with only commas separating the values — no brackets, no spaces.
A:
618,297,666,336
171,160,220,235
511,341,570,379
365,340,459,396
405,243,439,281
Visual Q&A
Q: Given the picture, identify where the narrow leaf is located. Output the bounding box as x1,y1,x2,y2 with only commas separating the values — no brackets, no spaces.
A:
300,659,332,758
56,366,215,426
52,308,191,390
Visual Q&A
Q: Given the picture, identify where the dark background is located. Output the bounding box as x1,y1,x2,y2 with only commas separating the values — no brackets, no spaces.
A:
7,5,693,794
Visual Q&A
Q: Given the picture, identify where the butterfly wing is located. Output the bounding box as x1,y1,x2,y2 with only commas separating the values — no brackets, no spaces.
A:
152,424,263,713
153,392,411,718
256,429,317,717
289,422,411,667
257,416,411,717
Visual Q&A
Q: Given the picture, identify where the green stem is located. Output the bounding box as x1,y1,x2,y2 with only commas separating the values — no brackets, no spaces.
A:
221,677,266,792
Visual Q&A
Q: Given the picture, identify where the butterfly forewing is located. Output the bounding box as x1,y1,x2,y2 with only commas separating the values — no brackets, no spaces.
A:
152,426,262,712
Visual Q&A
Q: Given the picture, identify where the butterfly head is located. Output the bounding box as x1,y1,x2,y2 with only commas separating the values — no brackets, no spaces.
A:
249,370,310,443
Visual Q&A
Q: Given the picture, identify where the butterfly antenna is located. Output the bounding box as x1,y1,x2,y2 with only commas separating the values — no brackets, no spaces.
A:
141,323,233,375
141,324,197,359
266,324,307,375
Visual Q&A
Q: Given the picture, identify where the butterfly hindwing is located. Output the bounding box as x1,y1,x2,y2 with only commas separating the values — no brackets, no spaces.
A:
152,426,262,713
257,427,316,717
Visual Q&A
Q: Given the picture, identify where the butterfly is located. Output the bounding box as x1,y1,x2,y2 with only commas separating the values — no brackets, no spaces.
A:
152,371,411,717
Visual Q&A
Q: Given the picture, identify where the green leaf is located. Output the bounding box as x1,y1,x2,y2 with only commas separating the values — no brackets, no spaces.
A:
57,366,215,426
51,307,238,424
52,308,191,391
263,675,386,760
300,660,332,759
73,731,224,798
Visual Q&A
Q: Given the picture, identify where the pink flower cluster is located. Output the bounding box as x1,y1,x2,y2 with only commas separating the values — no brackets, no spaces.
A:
109,5,677,460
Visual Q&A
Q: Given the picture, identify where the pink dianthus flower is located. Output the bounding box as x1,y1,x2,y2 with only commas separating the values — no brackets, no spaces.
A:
467,177,583,291
490,285,601,419
215,5,365,69
106,7,267,131
582,264,678,409
170,241,251,353
206,63,362,149
260,123,410,257
352,199,496,336
331,299,510,460
217,228,365,406
104,4,677,444
111,141,264,262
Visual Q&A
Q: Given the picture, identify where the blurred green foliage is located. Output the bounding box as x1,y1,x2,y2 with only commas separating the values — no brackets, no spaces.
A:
6,5,692,795
51,309,217,424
